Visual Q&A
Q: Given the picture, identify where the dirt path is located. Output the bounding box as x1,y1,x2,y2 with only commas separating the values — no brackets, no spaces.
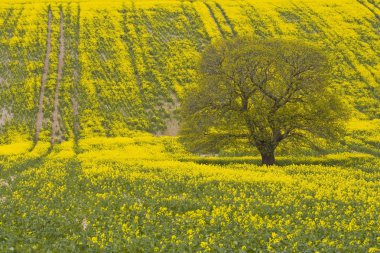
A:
158,92,180,136
51,7,65,146
35,7,52,144
72,5,81,148
0,108,13,127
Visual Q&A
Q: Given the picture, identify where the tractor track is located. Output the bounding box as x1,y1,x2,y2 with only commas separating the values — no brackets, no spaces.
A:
72,4,81,148
204,2,226,38
357,0,380,21
51,7,65,146
215,2,237,36
34,7,52,145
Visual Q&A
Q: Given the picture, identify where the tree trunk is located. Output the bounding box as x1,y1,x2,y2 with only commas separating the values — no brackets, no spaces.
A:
260,151,275,166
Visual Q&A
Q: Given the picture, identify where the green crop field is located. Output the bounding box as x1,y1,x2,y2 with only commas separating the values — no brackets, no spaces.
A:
0,0,379,252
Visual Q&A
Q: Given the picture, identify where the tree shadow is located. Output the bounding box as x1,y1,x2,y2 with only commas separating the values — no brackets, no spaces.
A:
182,155,379,172
0,147,52,178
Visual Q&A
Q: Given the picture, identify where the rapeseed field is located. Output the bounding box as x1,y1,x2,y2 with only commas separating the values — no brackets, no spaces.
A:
0,0,379,252
0,136,379,252
0,0,379,142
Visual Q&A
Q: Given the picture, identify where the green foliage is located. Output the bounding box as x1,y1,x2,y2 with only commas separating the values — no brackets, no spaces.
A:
180,37,350,165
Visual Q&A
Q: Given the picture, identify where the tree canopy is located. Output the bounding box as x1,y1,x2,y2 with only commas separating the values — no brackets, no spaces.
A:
180,37,350,165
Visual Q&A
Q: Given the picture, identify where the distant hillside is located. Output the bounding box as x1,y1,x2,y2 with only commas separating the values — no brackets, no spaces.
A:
0,0,379,144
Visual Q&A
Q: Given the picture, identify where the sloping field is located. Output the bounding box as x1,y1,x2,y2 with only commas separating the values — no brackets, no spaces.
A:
1,1,380,251
0,0,379,144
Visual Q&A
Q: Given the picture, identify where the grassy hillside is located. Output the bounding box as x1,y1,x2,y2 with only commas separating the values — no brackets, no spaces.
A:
0,0,379,144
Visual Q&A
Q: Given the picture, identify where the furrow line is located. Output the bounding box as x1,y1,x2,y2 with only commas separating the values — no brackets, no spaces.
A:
51,7,65,146
204,2,226,38
72,4,81,148
215,2,237,36
357,0,380,21
34,6,52,145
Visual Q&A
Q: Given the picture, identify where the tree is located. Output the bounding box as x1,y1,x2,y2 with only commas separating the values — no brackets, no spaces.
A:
180,37,349,166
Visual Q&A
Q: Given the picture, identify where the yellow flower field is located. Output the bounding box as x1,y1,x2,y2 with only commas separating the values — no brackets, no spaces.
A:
0,0,380,251
0,0,379,142
0,136,379,252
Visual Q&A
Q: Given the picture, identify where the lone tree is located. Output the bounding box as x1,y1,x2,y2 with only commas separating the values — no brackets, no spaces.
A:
180,37,349,166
